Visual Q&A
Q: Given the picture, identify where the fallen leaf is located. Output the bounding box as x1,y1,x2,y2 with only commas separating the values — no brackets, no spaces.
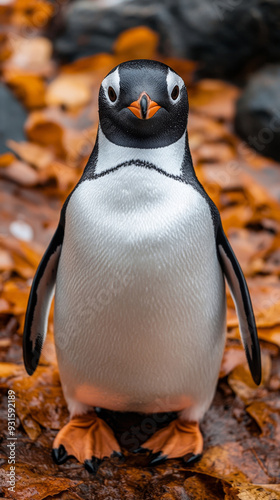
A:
4,36,53,77
11,0,53,29
223,483,280,500
184,475,224,499
0,151,15,166
46,74,92,109
258,327,280,348
1,159,40,187
25,110,65,157
7,140,54,169
1,463,81,500
0,362,23,379
228,352,272,404
4,71,46,108
0,249,14,270
246,400,280,440
188,442,270,484
219,345,246,378
2,281,30,314
114,26,158,60
12,366,68,431
189,79,240,121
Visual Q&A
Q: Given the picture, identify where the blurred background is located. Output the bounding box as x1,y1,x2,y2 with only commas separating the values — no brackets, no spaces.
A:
0,1,280,498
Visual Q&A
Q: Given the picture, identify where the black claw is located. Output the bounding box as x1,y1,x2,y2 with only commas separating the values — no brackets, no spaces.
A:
182,453,202,465
111,451,125,462
52,444,68,465
84,456,102,474
132,447,150,454
148,451,167,466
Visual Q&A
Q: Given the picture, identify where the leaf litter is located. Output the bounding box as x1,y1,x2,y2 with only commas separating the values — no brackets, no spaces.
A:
0,3,279,499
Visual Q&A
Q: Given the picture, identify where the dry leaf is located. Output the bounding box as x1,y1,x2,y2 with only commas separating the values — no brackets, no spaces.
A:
1,159,40,186
224,483,280,500
114,26,158,60
46,74,92,109
228,352,271,404
7,140,54,169
25,110,65,156
1,463,81,500
246,401,280,440
4,71,46,108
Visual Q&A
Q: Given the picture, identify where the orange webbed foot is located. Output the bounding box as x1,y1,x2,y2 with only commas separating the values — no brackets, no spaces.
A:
52,412,122,473
141,419,203,466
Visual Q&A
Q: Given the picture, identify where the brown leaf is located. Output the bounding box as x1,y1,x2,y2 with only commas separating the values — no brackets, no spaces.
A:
223,483,280,500
228,352,271,404
184,475,224,499
219,345,246,379
46,74,92,109
246,400,280,440
11,0,54,29
113,26,158,60
188,442,270,484
189,79,240,121
1,159,40,187
3,281,30,315
12,366,68,432
0,248,14,271
3,36,53,77
25,110,65,157
4,71,46,109
258,327,280,348
0,362,23,379
0,298,11,313
1,463,81,500
0,152,15,166
7,140,54,169
197,141,236,164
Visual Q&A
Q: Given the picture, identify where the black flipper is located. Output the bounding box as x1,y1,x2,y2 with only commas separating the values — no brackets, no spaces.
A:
217,226,261,385
22,141,99,376
23,223,64,375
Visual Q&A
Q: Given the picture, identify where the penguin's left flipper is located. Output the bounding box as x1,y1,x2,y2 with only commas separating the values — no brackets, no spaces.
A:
217,226,261,385
23,223,64,376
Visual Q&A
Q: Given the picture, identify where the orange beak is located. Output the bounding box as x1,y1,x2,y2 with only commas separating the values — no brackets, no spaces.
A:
127,92,161,120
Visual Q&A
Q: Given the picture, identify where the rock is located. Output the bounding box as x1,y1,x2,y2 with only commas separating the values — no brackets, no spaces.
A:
51,0,280,79
234,65,280,162
0,83,27,154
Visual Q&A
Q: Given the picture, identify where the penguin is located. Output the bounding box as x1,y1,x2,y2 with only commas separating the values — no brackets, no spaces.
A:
23,59,261,473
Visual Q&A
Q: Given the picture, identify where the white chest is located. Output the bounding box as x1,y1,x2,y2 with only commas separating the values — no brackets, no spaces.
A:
54,165,226,413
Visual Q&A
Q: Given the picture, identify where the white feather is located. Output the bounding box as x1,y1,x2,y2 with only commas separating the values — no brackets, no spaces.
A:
54,162,226,419
96,127,186,176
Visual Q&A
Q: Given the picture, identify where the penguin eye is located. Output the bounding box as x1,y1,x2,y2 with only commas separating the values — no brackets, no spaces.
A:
171,85,179,100
108,86,117,102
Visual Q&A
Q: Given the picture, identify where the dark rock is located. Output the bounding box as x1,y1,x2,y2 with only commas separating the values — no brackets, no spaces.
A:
51,0,280,80
235,65,280,162
0,83,27,154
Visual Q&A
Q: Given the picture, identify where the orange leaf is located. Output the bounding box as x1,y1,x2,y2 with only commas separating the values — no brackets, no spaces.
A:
1,463,81,500
46,74,92,109
0,152,15,167
1,159,40,187
4,71,46,109
25,110,65,157
114,26,158,60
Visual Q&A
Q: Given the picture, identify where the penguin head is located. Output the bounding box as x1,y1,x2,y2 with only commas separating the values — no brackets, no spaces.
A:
98,60,189,149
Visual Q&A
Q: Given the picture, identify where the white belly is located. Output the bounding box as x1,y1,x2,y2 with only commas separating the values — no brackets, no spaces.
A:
54,165,226,416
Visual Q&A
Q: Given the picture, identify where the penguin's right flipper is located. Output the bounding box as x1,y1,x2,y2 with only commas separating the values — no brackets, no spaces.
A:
23,223,64,375
217,226,261,385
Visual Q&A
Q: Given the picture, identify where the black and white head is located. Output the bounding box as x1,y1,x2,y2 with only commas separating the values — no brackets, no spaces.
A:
98,59,189,149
